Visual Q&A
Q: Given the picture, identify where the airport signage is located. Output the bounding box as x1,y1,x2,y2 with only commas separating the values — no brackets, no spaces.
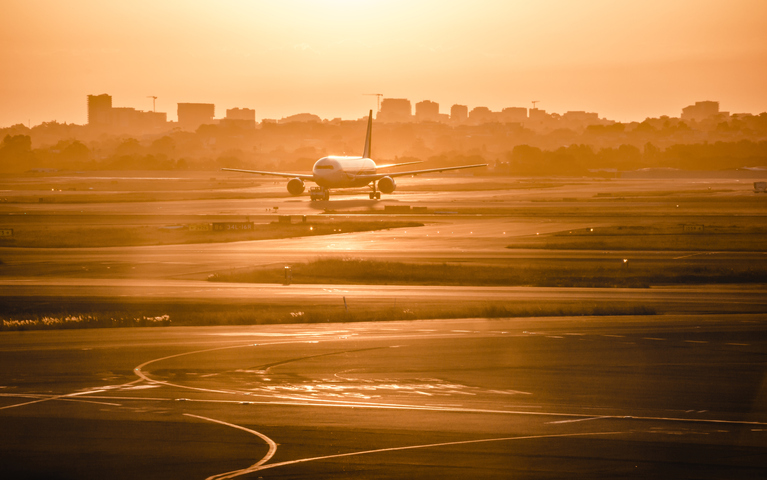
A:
0,229,13,237
188,223,212,232
212,222,254,232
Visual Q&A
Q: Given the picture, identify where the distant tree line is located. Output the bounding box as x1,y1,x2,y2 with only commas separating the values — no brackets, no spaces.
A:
1,113,766,175
494,140,767,175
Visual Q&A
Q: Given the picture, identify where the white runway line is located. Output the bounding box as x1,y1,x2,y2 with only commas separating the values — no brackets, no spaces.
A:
547,416,609,425
0,392,120,406
0,378,143,411
182,414,277,480
250,431,624,473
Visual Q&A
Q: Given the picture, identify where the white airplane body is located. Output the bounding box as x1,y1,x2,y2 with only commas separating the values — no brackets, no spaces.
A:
223,110,486,200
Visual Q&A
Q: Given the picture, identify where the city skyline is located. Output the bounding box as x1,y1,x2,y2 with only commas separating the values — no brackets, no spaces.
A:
2,1,766,127
10,92,752,135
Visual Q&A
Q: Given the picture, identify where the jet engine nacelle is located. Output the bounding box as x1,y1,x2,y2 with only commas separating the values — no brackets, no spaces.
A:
287,178,305,195
378,176,396,194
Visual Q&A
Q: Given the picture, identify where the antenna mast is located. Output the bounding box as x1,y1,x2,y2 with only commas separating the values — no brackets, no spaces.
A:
531,100,540,110
147,96,158,112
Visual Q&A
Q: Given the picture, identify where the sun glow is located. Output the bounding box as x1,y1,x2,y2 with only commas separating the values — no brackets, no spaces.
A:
1,0,766,125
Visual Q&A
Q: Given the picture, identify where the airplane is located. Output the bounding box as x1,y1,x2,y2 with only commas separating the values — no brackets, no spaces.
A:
222,110,486,201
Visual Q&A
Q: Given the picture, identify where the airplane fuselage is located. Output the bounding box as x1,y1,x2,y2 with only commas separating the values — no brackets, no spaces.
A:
312,156,376,188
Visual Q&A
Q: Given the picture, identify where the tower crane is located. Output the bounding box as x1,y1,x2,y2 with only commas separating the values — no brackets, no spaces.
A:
531,100,540,110
147,96,157,112
363,93,383,113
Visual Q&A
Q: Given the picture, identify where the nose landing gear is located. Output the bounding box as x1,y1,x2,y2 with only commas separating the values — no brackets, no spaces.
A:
310,187,330,201
369,183,381,200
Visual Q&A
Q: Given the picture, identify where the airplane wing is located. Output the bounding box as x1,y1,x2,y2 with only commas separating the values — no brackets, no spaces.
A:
221,168,314,181
375,160,424,169
351,164,487,183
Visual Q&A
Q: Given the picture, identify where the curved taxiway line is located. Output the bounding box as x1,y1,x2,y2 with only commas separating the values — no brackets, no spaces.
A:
132,338,767,428
183,414,278,480
250,431,624,473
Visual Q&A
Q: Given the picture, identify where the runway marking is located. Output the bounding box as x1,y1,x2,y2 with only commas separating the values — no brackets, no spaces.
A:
602,335,625,338
0,392,120,406
246,347,388,374
171,396,767,427
488,389,532,395
51,394,767,428
61,398,123,407
206,331,349,337
673,252,722,259
0,378,143,411
183,413,277,480
643,337,666,341
129,339,767,433
547,416,609,424
726,343,749,346
684,340,708,344
250,431,623,473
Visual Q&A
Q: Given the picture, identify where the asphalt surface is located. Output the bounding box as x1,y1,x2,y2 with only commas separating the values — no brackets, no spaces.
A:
1,174,766,477
1,317,765,479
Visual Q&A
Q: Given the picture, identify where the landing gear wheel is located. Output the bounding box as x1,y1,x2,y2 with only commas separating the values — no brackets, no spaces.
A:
324,191,330,201
369,192,375,199
375,192,381,199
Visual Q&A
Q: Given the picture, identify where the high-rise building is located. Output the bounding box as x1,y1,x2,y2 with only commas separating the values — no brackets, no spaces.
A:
177,103,215,131
499,107,527,124
87,93,167,133
226,108,255,121
528,108,549,122
111,108,167,133
450,104,468,124
221,107,256,129
526,108,555,131
377,98,412,123
681,101,721,122
87,94,112,126
415,100,440,122
560,111,600,130
468,106,496,124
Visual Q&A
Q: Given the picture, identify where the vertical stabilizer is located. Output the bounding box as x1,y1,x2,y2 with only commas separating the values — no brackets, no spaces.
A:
362,110,373,159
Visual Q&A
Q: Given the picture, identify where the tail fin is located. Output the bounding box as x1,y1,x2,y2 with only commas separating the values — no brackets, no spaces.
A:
362,109,373,159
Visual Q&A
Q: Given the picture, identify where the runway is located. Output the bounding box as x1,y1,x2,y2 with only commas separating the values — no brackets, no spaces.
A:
1,174,766,477
1,316,765,479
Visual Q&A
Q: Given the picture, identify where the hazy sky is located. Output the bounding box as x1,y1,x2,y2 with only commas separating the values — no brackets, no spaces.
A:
2,0,766,126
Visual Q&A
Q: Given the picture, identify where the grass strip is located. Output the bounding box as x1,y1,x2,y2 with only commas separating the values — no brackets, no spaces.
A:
0,297,655,332
0,220,422,248
208,258,767,288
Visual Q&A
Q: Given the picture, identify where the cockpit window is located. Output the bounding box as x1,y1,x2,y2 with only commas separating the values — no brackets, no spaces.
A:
315,165,334,170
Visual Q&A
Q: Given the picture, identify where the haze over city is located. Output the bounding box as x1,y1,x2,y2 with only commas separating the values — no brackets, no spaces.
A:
2,0,766,127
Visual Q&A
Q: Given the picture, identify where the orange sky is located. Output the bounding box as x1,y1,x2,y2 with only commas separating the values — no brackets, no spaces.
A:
2,0,766,127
